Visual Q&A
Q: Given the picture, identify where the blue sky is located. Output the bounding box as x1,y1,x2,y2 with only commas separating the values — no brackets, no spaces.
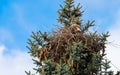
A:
0,0,120,75
0,0,62,50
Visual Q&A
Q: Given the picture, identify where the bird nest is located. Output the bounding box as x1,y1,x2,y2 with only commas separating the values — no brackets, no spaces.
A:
39,26,106,63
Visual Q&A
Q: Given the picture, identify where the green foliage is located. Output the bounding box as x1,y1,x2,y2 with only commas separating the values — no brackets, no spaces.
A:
58,0,83,26
25,0,115,75
102,59,111,71
25,71,35,75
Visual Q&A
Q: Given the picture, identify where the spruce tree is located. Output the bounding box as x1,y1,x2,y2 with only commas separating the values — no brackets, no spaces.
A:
101,59,111,75
26,0,111,75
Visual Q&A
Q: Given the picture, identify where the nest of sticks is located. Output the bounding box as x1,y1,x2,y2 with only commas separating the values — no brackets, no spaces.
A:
39,26,105,63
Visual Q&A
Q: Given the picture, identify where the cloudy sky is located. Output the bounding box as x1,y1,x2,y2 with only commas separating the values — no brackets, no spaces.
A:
0,0,120,75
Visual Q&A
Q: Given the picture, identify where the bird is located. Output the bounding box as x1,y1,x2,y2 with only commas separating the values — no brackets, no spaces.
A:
42,32,47,42
70,23,80,33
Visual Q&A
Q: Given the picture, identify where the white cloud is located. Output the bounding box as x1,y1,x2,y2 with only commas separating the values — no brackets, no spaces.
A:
106,10,120,72
0,45,36,75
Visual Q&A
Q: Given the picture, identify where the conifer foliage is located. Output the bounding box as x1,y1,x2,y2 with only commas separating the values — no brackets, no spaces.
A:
26,0,113,75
